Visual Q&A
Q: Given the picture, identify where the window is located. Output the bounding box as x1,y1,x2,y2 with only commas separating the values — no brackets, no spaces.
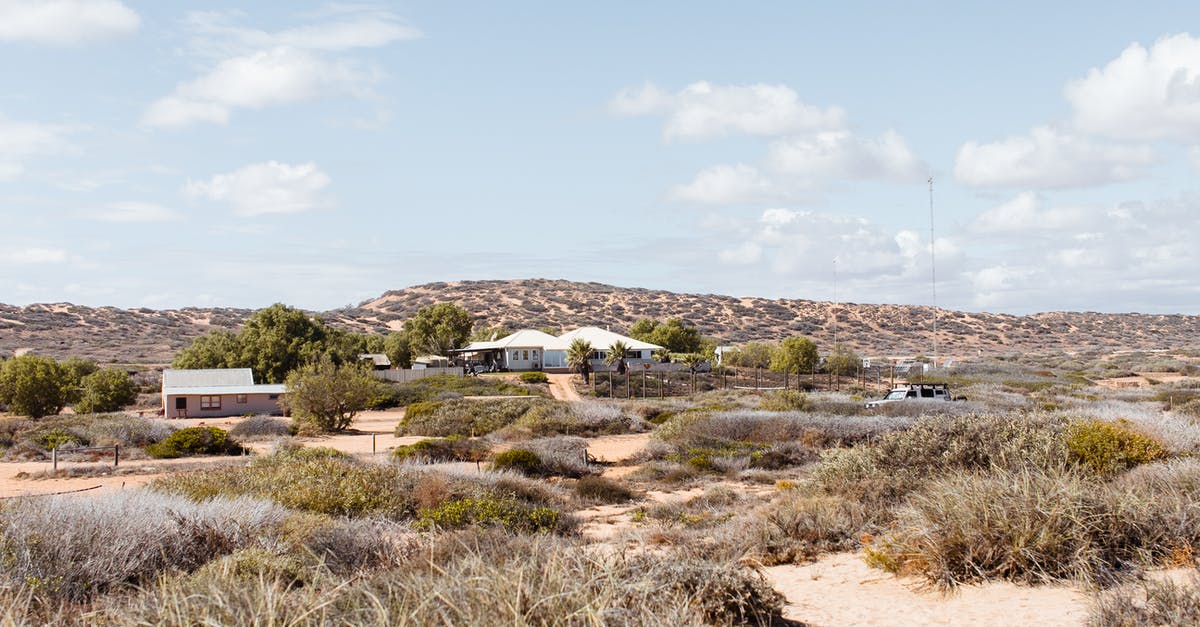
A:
268,394,279,400
236,394,248,404
200,395,221,410
522,350,529,361
533,350,538,358
512,351,519,361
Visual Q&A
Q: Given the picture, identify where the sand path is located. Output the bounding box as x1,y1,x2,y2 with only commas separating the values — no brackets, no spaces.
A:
547,373,583,402
766,552,1088,626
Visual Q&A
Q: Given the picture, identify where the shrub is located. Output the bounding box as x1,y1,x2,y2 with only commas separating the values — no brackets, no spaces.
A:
1090,578,1200,627
146,426,243,459
154,450,568,526
864,464,1200,587
391,436,490,463
1066,419,1168,475
500,401,649,439
507,436,592,477
17,413,175,451
75,368,138,414
415,497,561,533
398,397,549,437
491,449,544,475
811,413,1067,506
229,415,292,439
374,375,534,408
573,475,634,504
740,494,871,565
757,390,808,411
284,358,376,432
519,371,548,384
0,491,287,601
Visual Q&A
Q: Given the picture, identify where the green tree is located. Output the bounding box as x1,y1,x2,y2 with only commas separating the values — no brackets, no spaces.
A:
824,343,861,377
284,358,377,432
471,325,512,342
770,336,820,376
403,303,473,356
566,338,593,383
172,329,244,371
383,331,413,369
629,318,702,353
239,304,334,384
728,342,776,369
76,368,139,414
605,340,630,375
0,355,71,418
60,357,99,402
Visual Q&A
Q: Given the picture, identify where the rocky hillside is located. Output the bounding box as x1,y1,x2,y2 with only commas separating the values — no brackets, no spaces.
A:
2,278,1199,365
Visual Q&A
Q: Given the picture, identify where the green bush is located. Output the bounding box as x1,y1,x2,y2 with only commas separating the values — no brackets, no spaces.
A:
1067,419,1168,475
757,390,808,411
374,375,534,408
75,368,138,414
145,427,243,459
33,428,82,450
398,397,549,437
491,449,544,475
415,497,560,533
519,371,548,384
391,436,489,463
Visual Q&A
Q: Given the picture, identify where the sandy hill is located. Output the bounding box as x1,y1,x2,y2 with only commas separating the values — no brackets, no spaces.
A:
2,279,1199,365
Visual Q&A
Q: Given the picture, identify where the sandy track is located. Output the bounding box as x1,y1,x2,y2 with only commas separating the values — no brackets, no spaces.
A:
766,553,1088,626
547,373,583,401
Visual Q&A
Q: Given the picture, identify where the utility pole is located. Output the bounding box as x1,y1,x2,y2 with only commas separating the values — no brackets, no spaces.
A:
928,177,939,370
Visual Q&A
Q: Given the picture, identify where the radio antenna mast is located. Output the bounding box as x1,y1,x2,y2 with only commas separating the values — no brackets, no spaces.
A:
928,177,939,369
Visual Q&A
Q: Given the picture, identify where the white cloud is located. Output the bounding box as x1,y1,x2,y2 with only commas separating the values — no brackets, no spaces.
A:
185,161,332,216
1067,33,1200,141
971,191,1089,234
669,164,779,205
0,0,138,46
143,47,375,128
610,81,846,141
767,130,925,182
954,125,1152,188
0,247,69,265
88,201,180,223
712,208,907,276
717,241,762,265
0,114,79,179
183,8,420,56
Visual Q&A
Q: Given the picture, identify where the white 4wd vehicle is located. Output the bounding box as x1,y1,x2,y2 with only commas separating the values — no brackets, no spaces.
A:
865,383,953,409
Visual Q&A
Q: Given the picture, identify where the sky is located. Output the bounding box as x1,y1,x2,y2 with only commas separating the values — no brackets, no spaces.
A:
3,1,1200,315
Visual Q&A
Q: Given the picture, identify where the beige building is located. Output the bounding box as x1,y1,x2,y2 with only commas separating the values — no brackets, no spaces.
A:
161,368,286,418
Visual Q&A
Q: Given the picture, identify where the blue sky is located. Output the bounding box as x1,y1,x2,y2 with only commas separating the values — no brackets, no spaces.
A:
3,2,1200,315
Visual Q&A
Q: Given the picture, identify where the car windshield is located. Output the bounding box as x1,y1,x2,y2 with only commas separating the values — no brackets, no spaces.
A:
884,390,907,400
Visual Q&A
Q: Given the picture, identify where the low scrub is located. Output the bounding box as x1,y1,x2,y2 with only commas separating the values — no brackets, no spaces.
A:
1066,418,1168,475
501,436,593,477
740,493,872,565
499,401,650,439
1090,577,1200,627
415,497,561,533
369,375,534,409
572,475,634,504
153,450,568,529
228,416,292,439
146,426,244,459
97,533,783,626
0,491,287,601
396,397,550,437
491,449,544,475
519,371,549,384
866,462,1200,587
391,436,490,463
811,413,1067,506
9,413,174,453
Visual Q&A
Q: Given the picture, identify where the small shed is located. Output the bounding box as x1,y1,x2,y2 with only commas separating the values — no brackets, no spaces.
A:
358,353,392,370
161,368,286,418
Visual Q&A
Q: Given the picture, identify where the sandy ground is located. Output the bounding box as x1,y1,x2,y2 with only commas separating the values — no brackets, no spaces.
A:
767,553,1090,626
547,373,583,402
1095,371,1200,389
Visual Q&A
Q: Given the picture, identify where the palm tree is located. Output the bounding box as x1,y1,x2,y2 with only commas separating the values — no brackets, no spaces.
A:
606,340,630,398
566,338,593,383
606,340,629,375
680,353,705,394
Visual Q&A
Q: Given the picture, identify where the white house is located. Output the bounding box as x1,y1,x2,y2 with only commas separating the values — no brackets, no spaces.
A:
161,368,286,418
453,326,663,372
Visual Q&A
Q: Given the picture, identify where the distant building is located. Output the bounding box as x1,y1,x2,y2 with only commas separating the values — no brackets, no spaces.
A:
358,353,392,370
161,368,285,418
452,326,663,372
411,355,451,369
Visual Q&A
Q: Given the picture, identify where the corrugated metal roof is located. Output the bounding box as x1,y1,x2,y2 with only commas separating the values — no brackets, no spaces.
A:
460,329,571,352
557,327,662,352
162,368,255,388
163,384,287,396
358,353,392,367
